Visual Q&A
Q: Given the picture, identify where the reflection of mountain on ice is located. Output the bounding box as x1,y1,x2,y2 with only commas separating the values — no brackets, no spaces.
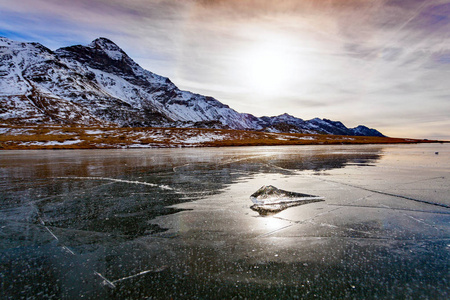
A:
250,185,325,215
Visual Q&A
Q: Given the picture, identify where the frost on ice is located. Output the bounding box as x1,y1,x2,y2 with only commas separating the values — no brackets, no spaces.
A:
250,185,324,215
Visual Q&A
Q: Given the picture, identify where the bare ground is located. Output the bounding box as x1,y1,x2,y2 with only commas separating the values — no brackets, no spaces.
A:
0,125,442,150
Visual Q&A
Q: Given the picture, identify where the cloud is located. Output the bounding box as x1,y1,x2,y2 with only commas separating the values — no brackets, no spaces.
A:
0,0,448,139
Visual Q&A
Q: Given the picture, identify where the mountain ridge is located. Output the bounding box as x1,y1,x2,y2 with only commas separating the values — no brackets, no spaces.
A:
0,37,384,137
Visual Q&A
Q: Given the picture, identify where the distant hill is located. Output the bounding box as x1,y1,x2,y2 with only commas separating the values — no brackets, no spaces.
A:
0,37,384,137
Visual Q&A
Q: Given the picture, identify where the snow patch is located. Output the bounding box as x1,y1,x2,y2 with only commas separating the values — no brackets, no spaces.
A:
181,132,228,144
20,140,81,146
84,130,105,135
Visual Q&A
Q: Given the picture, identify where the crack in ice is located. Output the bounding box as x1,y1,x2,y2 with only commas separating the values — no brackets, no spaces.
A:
328,204,450,215
311,176,450,209
56,176,174,191
112,266,167,284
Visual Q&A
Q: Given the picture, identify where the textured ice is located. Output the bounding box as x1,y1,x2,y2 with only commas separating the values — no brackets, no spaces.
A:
250,185,324,214
1,145,449,299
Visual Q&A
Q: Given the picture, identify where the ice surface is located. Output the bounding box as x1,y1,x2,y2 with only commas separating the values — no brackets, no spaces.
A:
1,144,449,299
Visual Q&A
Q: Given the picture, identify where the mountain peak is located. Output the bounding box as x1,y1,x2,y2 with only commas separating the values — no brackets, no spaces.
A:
0,37,24,48
0,36,13,45
273,113,299,121
0,37,52,58
90,37,118,47
88,37,125,60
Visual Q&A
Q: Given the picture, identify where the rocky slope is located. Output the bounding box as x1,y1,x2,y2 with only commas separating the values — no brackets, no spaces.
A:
0,37,384,137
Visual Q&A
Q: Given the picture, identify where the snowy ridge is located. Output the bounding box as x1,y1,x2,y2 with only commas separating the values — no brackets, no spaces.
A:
89,38,124,60
0,37,384,137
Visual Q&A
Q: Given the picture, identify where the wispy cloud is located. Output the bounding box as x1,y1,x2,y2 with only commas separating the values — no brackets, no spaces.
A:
0,0,448,139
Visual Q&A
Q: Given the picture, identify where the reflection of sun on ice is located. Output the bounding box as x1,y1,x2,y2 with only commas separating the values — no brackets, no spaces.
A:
259,215,290,232
241,37,299,96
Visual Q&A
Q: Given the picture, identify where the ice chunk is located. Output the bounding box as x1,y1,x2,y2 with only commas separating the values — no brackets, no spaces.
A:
250,185,324,214
250,185,324,205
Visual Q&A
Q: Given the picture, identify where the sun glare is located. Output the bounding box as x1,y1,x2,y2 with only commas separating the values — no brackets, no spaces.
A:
241,38,298,96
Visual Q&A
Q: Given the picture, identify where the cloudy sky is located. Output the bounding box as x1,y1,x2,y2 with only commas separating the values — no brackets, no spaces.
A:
1,0,449,139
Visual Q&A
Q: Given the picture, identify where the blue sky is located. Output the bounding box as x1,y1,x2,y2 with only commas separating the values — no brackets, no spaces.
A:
1,0,449,139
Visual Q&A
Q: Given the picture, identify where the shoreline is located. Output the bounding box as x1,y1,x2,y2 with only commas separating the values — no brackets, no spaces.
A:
0,125,445,150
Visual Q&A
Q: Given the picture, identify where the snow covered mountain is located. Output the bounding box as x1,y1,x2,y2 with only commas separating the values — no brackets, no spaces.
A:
0,37,384,137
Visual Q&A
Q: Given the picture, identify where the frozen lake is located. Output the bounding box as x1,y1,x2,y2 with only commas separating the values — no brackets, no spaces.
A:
1,144,449,299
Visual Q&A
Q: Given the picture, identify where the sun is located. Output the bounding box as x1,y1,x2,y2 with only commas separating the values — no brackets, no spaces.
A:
241,37,298,96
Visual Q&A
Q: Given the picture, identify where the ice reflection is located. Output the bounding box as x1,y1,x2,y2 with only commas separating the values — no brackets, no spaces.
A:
0,146,384,238
1,145,449,299
256,215,292,235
